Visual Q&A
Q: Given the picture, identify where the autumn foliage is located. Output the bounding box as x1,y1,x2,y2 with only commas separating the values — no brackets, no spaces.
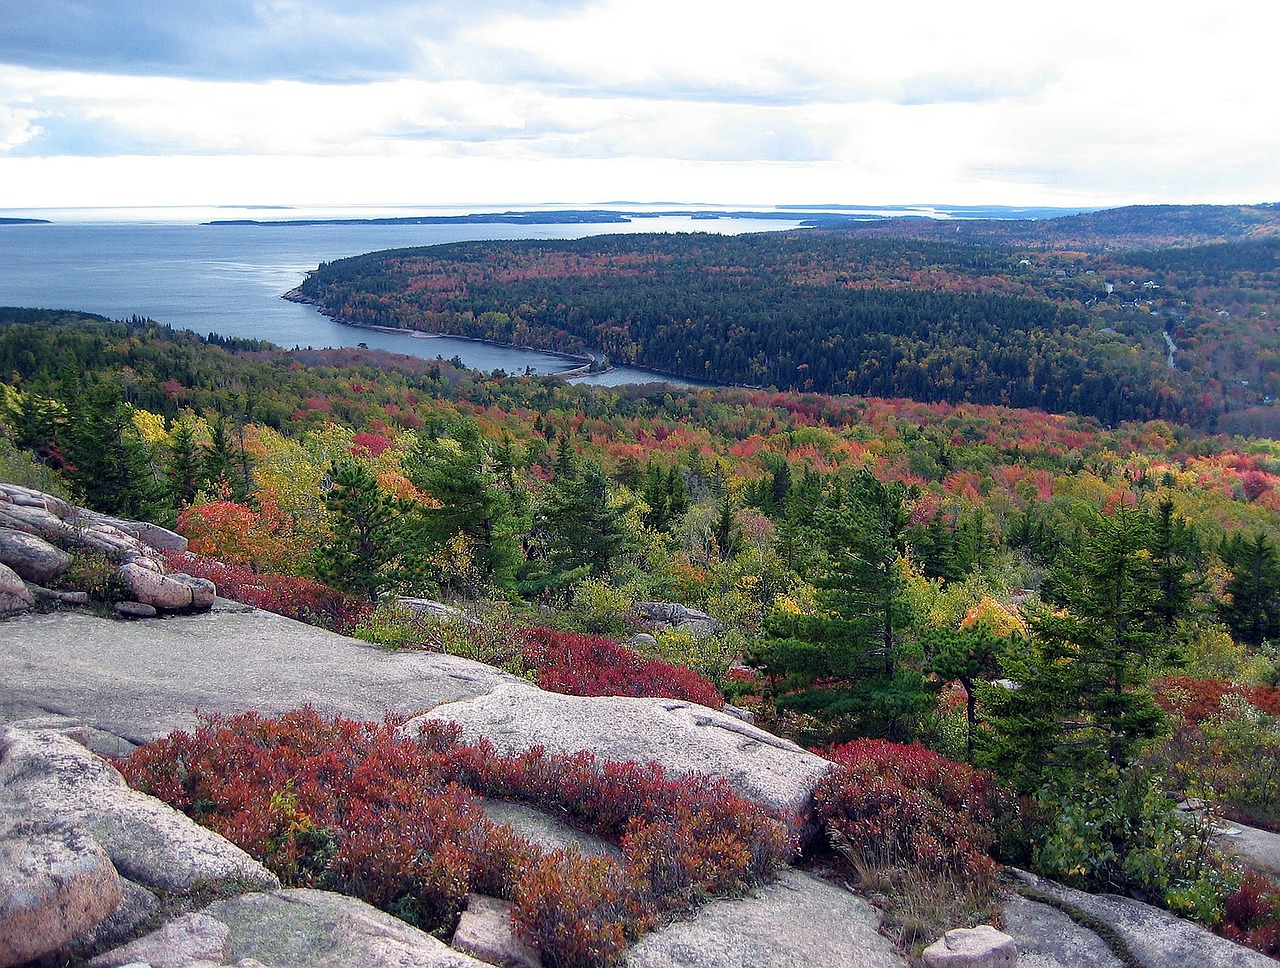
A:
814,739,1005,883
119,707,789,967
162,550,372,633
518,627,725,710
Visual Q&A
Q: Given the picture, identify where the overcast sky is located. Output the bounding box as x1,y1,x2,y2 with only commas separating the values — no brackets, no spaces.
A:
1,0,1277,210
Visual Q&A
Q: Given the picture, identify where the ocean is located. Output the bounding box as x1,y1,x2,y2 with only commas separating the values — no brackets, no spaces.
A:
0,207,805,384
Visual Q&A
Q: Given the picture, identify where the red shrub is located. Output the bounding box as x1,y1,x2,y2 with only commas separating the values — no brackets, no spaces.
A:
1157,677,1280,725
518,627,724,710
814,739,1005,882
1220,870,1280,955
120,708,790,967
163,551,372,633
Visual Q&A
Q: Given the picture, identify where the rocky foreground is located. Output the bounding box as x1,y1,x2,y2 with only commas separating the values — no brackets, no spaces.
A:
0,484,1273,967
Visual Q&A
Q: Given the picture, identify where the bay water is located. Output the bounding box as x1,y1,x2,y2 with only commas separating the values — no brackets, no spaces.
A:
0,208,803,384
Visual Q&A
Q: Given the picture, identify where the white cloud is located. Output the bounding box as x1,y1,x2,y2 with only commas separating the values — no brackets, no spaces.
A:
0,0,1277,206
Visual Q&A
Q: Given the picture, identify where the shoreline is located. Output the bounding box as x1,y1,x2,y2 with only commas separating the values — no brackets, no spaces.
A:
283,286,613,378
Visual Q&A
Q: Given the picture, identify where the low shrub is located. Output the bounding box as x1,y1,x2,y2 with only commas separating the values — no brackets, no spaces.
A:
815,739,1005,884
119,707,789,967
162,550,372,633
813,739,1007,956
1220,870,1280,955
1027,769,1240,925
519,627,725,710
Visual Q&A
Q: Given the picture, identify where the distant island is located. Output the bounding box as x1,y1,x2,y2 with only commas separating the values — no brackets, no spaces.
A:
0,217,51,225
203,206,1097,228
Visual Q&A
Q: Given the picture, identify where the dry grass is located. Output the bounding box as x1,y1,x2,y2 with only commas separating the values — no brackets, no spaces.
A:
829,833,1002,964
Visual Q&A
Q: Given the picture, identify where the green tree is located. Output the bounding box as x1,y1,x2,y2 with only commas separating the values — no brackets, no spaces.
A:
1147,497,1202,635
315,459,418,603
526,457,633,596
753,471,929,741
165,419,203,510
983,508,1173,792
925,625,1005,763
62,381,163,520
1219,532,1280,648
406,428,522,593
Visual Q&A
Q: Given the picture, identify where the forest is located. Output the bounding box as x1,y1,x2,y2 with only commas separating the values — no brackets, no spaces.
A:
7,301,1280,960
293,209,1280,429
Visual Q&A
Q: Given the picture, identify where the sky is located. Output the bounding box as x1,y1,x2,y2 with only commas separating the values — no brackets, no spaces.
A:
1,0,1278,211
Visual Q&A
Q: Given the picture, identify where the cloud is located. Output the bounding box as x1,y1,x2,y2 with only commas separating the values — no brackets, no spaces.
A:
0,0,1277,206
0,0,589,83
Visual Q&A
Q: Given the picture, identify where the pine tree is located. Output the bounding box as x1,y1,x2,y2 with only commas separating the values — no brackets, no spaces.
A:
528,457,633,595
1147,497,1201,634
62,381,163,520
405,430,521,592
753,470,929,741
315,459,417,603
165,419,203,510
982,508,1172,792
1219,532,1280,648
925,625,1004,763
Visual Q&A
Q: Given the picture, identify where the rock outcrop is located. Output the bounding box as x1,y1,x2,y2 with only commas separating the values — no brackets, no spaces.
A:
0,817,122,967
201,889,492,968
623,867,904,967
0,483,211,618
0,724,278,895
1011,869,1276,967
412,682,831,842
922,924,1017,967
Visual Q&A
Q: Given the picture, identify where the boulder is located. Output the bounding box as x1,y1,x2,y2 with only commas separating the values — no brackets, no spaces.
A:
168,572,217,608
202,888,494,967
414,683,831,844
623,868,904,967
83,512,188,554
0,726,278,895
65,878,162,959
0,817,123,968
113,601,158,619
452,893,542,968
86,911,231,968
922,925,1017,967
0,527,72,583
118,562,205,610
1012,869,1275,967
0,483,72,517
0,561,33,616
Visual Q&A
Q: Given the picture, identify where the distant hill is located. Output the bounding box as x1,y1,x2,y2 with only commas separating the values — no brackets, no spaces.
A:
833,203,1280,250
293,210,1280,426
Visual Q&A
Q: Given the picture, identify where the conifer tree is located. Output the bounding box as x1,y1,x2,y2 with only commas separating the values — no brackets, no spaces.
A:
62,381,163,520
165,419,203,510
1219,532,1280,648
753,470,929,741
982,508,1173,792
315,459,417,603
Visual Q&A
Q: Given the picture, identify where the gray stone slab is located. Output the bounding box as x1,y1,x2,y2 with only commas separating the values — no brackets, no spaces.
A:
203,888,492,968
623,868,905,968
417,683,830,843
1012,870,1274,967
481,798,622,861
1215,819,1280,877
1001,894,1124,968
0,605,519,750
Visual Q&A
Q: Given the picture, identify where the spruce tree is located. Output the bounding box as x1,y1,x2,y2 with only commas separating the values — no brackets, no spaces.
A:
1219,532,1280,648
753,470,929,741
165,419,203,510
982,508,1173,792
315,459,417,603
